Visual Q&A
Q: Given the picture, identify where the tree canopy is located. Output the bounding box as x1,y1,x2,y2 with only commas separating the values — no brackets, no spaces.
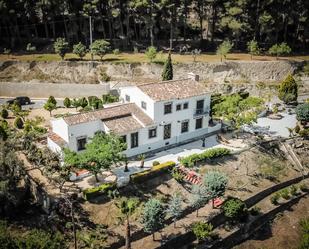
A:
212,94,264,128
64,133,126,182
1,0,308,51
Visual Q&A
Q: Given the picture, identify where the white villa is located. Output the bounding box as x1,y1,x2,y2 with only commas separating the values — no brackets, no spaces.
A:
47,73,221,157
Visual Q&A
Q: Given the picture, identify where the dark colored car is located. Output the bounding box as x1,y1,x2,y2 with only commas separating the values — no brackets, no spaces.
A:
6,96,31,105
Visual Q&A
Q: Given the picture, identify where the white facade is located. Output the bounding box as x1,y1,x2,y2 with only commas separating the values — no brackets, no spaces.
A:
48,78,221,157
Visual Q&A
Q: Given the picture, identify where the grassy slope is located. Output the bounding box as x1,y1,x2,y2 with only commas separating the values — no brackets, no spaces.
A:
1,52,309,63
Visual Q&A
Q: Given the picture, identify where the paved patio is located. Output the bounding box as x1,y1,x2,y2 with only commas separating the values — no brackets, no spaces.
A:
256,113,297,138
75,135,245,189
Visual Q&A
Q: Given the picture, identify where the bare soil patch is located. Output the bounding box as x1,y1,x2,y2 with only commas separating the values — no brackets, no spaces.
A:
234,195,309,249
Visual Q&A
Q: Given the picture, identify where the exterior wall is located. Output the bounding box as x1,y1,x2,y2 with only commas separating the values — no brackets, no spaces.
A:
119,86,155,119
67,120,106,151
50,119,69,142
120,93,213,157
123,126,211,157
49,90,217,157
47,137,63,153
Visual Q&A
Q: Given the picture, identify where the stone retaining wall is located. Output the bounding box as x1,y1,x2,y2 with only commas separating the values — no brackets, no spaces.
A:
0,82,110,98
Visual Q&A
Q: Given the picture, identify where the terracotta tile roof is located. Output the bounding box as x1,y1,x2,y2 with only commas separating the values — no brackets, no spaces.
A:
63,103,153,126
103,114,143,134
138,78,210,101
48,132,67,147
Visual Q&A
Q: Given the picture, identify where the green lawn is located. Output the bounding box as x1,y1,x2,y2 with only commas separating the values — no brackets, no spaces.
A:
1,52,309,63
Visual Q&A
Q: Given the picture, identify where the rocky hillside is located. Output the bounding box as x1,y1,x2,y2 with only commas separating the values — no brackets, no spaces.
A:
0,60,302,85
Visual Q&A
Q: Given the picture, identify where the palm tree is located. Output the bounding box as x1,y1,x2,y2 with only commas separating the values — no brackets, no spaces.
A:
115,198,138,249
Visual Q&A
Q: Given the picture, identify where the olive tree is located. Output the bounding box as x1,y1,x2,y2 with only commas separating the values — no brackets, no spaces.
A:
216,40,233,61
247,40,260,60
90,40,110,61
73,42,88,60
54,38,69,60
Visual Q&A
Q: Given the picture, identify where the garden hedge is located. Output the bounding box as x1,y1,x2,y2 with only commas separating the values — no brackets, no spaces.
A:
130,161,176,183
82,182,116,200
180,147,231,167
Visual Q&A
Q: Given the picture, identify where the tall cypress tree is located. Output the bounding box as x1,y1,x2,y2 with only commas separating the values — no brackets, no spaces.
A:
161,52,173,81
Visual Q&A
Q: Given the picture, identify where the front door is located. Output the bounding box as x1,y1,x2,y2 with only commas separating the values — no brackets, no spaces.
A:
163,124,171,140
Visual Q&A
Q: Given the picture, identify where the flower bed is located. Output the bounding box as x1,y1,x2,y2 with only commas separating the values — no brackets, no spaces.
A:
180,148,231,167
130,161,176,184
82,182,117,200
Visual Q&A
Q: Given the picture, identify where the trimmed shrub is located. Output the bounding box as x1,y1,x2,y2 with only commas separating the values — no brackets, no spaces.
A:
180,148,231,167
271,193,280,205
130,161,176,183
250,206,261,216
113,49,120,55
300,183,308,192
222,197,247,221
279,188,290,200
63,97,71,108
171,167,184,182
102,94,119,104
82,182,116,200
1,108,8,119
296,103,309,122
192,221,213,243
290,185,298,196
14,117,24,129
100,72,111,82
152,161,160,166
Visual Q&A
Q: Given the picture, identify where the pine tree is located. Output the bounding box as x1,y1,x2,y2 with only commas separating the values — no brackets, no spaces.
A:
161,52,173,81
203,170,228,208
141,198,165,240
166,192,182,227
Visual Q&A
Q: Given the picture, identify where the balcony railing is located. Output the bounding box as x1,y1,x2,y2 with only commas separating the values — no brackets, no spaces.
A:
194,108,209,116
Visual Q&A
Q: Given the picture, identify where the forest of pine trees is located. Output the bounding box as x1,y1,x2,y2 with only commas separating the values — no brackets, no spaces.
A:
0,0,308,52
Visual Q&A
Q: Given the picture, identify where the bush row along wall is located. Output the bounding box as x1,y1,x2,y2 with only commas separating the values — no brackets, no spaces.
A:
180,147,231,167
130,161,176,184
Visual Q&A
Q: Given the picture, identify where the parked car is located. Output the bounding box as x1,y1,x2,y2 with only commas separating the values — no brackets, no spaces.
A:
6,96,31,105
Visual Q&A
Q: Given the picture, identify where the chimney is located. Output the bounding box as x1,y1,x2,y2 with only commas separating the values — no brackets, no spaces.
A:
187,72,199,81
